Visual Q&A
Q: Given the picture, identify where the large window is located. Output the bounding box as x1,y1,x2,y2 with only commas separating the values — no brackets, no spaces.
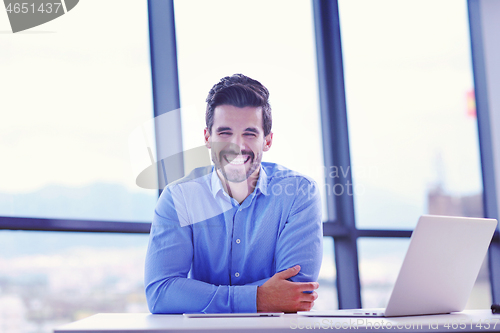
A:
0,0,156,222
339,0,487,307
1,1,154,332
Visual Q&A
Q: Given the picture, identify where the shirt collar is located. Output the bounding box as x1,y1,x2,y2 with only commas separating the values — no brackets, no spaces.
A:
254,165,269,196
210,165,269,199
210,166,225,199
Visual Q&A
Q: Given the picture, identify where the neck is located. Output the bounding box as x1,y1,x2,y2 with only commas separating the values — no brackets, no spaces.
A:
217,168,260,204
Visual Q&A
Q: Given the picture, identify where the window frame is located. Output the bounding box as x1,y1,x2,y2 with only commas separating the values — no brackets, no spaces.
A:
468,0,500,303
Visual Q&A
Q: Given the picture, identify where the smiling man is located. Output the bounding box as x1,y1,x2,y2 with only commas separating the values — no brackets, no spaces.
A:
207,103,269,205
145,74,323,314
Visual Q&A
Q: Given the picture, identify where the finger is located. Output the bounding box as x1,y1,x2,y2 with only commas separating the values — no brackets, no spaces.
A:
299,291,318,302
296,282,319,292
298,301,315,311
275,265,300,280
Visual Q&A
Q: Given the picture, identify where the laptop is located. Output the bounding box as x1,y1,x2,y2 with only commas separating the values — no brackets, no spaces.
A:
299,215,497,317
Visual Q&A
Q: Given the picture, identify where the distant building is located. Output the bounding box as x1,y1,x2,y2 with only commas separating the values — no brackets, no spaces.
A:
427,184,483,218
427,185,488,282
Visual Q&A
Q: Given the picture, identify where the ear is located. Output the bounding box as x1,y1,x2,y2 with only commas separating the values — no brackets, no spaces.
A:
204,128,211,149
263,132,273,152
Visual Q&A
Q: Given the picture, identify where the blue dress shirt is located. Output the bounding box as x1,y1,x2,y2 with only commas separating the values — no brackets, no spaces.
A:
144,162,323,313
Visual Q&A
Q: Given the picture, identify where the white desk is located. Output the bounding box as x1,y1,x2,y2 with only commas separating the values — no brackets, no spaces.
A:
54,310,500,333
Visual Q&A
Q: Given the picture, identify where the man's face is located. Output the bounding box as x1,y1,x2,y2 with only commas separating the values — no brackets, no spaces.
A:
204,105,272,183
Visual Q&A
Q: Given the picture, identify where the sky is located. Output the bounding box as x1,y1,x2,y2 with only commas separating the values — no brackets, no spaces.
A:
0,0,153,194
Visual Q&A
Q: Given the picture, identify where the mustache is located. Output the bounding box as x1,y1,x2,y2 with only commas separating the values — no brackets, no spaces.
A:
219,150,254,161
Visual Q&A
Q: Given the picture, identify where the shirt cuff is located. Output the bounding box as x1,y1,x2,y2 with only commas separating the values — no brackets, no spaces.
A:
233,285,257,313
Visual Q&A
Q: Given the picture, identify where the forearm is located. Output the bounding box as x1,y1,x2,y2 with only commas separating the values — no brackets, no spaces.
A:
145,276,258,314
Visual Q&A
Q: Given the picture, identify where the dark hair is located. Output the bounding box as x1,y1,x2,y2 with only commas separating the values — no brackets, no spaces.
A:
205,74,272,136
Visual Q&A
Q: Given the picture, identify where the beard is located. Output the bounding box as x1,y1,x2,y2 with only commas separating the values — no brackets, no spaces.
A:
211,144,261,183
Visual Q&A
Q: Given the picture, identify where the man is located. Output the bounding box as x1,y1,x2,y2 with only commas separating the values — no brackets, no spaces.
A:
145,74,323,313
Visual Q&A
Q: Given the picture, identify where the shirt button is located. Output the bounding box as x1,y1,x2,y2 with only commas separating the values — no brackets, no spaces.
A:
235,272,240,277
236,239,241,244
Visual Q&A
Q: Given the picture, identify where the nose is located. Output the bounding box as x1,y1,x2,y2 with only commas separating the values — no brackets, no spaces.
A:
231,136,247,153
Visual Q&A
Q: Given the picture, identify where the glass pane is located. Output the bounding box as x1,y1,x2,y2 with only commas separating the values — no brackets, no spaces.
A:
0,230,149,333
173,0,327,219
341,0,490,310
358,239,409,308
339,0,483,229
0,0,156,222
314,237,338,310
359,238,490,309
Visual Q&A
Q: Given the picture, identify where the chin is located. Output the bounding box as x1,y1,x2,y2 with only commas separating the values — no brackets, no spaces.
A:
221,169,250,183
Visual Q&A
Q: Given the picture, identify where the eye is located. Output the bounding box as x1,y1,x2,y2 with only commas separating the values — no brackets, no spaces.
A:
219,132,232,136
244,133,257,137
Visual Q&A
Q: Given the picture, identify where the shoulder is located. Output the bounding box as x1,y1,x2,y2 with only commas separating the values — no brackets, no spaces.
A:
262,162,317,186
261,164,321,221
166,165,213,188
156,166,213,220
261,162,320,203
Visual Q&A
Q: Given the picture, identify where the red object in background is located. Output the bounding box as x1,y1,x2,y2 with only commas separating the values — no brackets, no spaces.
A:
467,89,476,118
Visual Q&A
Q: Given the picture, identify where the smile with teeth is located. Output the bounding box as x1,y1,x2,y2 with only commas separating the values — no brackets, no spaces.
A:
224,154,251,165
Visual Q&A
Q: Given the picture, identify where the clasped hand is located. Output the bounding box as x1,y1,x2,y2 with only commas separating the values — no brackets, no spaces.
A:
256,265,319,312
